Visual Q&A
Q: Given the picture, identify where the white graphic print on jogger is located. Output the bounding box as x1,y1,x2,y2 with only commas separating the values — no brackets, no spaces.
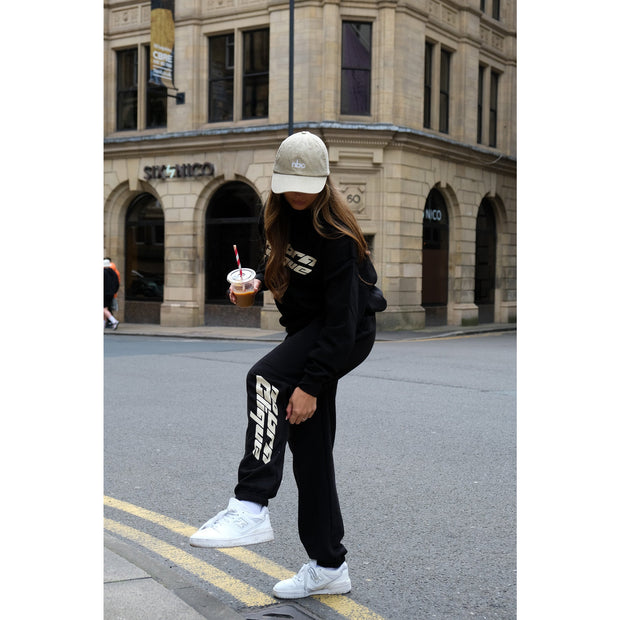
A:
249,375,280,464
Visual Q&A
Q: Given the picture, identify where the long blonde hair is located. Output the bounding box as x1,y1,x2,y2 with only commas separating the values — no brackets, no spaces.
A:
263,178,368,301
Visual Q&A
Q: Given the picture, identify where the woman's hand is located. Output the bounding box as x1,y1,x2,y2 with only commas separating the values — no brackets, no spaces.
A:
229,278,262,304
286,387,317,424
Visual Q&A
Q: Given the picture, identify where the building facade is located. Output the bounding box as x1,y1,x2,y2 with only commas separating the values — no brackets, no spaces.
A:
104,0,516,330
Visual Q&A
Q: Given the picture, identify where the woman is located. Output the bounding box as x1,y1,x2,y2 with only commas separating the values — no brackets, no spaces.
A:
190,131,379,599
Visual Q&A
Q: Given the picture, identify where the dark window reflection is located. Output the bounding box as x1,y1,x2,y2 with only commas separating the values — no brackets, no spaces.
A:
422,189,449,306
341,22,371,115
475,198,497,305
209,33,234,122
439,49,451,133
125,194,165,301
116,48,138,130
243,29,269,119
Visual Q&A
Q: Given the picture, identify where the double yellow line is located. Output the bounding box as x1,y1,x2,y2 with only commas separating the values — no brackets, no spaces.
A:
104,496,385,619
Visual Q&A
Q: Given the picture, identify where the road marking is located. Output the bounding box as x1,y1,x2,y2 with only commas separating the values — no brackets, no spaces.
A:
105,495,387,620
314,595,387,620
105,495,194,536
219,547,291,580
104,518,273,607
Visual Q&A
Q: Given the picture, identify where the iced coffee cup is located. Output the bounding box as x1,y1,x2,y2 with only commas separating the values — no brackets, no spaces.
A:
227,268,256,307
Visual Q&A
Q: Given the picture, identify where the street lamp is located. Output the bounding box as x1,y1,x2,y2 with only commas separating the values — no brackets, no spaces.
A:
288,0,294,135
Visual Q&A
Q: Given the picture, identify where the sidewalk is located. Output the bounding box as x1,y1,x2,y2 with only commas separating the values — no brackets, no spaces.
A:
104,535,244,619
104,320,516,342
104,319,515,619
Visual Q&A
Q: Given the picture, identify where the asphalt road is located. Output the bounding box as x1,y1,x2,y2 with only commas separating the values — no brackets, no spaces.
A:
104,332,516,619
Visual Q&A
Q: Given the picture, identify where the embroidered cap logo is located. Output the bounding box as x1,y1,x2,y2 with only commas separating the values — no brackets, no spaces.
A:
271,131,330,195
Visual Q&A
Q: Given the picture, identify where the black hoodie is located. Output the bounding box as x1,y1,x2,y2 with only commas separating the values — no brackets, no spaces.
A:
256,205,373,396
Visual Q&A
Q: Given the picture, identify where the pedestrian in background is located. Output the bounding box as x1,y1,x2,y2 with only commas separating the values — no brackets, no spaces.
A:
106,257,121,318
190,132,379,599
104,258,120,330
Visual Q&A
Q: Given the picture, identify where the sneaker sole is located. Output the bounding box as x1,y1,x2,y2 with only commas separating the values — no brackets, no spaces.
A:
189,529,274,548
273,578,351,599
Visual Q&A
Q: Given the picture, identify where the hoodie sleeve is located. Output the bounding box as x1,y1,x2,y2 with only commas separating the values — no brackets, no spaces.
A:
297,235,360,396
254,213,267,286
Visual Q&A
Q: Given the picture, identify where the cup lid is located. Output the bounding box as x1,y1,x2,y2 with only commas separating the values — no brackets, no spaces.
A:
227,268,256,284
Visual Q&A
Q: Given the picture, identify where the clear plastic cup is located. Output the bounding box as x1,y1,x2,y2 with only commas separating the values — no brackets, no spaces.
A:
227,268,256,307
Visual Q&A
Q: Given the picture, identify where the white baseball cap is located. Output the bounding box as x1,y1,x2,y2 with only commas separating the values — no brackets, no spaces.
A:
271,131,330,194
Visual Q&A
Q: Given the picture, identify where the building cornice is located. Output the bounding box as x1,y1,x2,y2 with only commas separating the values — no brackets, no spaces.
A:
104,122,516,174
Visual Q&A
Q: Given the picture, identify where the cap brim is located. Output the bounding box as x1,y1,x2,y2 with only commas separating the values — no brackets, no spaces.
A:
271,172,327,195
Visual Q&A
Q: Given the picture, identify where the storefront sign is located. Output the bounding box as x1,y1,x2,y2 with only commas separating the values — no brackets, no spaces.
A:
424,208,443,222
143,162,215,181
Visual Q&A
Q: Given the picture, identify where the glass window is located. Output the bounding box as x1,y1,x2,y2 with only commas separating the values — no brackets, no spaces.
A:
439,49,451,134
209,34,235,122
477,65,485,143
492,0,500,20
475,198,497,308
422,189,450,307
125,194,165,302
423,42,433,129
116,48,138,130
243,29,269,119
489,70,499,147
341,22,372,115
145,46,168,129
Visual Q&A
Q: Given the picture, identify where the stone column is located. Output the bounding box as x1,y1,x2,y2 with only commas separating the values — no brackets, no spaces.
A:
159,187,202,327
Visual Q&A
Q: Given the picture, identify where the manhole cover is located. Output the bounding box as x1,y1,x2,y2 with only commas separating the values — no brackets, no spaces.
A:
242,602,320,620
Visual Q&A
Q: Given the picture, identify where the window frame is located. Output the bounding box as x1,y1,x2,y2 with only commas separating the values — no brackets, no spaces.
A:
242,28,269,120
423,41,433,129
439,48,451,134
340,20,372,116
477,64,485,144
208,33,235,123
116,47,138,131
489,70,500,148
115,45,168,132
206,27,270,123
492,0,500,20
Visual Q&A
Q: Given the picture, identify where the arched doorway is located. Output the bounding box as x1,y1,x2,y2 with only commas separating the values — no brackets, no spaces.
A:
125,193,164,323
205,181,262,325
422,188,450,326
475,197,497,323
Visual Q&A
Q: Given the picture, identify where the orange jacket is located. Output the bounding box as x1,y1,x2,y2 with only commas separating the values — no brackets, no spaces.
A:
109,262,121,297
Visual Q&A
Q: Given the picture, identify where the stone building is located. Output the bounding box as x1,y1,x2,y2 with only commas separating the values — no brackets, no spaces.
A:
104,0,516,330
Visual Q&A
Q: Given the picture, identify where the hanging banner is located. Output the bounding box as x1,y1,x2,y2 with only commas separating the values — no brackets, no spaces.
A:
150,0,175,88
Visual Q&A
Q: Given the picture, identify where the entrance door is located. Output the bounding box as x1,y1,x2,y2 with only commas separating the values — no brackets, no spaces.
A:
475,198,497,323
205,182,262,324
422,188,449,326
125,193,164,323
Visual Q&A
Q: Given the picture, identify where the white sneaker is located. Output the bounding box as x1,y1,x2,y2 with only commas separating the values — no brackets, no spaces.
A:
189,498,274,548
273,560,351,599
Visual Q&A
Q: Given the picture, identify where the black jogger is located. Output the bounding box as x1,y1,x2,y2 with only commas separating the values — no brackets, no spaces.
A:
234,315,376,568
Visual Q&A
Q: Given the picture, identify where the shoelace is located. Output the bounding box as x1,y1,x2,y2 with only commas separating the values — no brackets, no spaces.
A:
294,563,321,586
204,508,251,531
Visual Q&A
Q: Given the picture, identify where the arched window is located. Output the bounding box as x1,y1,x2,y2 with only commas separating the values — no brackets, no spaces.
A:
125,193,164,302
422,188,449,325
475,198,497,323
205,182,262,303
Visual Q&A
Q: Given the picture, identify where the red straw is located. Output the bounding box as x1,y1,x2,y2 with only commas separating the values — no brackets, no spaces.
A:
233,244,242,278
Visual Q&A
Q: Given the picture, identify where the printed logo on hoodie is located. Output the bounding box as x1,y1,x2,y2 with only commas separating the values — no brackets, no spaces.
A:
284,244,317,275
